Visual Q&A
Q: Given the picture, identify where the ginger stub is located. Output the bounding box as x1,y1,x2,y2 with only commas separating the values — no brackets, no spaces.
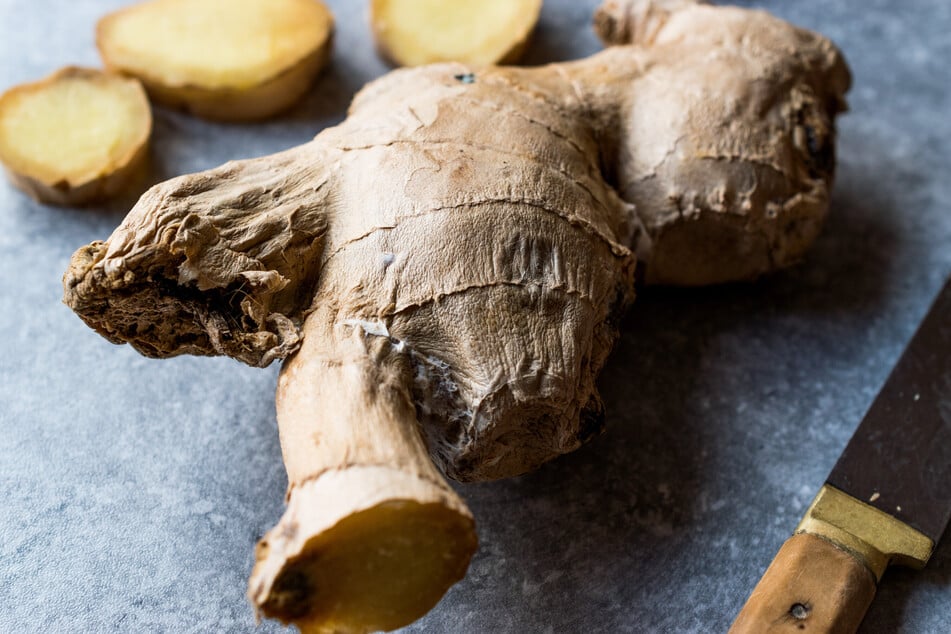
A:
371,0,542,66
0,67,151,206
97,0,334,121
64,1,851,632
251,469,476,634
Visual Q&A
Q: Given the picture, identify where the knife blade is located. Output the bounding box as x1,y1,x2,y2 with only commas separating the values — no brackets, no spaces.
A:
731,276,951,634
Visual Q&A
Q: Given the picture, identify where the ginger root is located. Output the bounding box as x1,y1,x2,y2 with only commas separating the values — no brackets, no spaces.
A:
0,67,151,205
64,1,850,631
97,0,334,121
370,0,542,67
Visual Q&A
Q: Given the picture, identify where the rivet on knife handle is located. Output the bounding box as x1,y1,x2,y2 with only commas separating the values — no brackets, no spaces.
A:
730,485,933,633
730,531,875,633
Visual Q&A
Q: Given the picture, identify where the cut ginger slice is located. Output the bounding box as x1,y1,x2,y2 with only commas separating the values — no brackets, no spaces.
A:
371,0,542,67
97,0,334,121
0,67,151,206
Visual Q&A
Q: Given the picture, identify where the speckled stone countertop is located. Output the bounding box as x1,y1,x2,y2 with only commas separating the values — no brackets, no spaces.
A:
1,1,949,632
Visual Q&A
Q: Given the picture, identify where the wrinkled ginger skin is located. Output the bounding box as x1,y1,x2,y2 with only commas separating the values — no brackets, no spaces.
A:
66,59,643,481
63,2,850,630
64,0,849,478
595,0,851,284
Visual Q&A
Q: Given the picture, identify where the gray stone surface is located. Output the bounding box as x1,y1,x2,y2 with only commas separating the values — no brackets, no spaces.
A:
1,0,949,632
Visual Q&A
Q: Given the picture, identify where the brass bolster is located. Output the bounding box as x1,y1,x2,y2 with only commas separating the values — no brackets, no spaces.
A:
796,484,934,581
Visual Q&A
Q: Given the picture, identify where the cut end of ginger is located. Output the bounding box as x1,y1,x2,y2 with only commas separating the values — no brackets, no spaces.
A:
97,0,334,121
261,502,475,633
371,0,542,67
249,467,477,634
0,67,151,205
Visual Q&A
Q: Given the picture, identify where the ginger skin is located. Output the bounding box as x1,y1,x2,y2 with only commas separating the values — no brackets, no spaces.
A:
64,2,850,632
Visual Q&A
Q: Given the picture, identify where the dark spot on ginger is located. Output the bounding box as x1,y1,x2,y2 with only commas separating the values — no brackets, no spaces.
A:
803,124,834,179
577,396,606,444
267,569,313,619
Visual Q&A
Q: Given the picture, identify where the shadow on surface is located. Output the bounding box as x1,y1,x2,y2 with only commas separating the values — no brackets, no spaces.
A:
520,3,603,66
521,23,594,66
861,521,951,633
276,56,369,128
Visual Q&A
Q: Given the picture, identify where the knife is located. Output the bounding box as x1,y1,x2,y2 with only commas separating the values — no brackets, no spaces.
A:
730,277,951,633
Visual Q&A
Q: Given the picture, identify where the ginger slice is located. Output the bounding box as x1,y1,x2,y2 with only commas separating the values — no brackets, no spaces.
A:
0,67,151,206
371,0,541,67
97,0,334,121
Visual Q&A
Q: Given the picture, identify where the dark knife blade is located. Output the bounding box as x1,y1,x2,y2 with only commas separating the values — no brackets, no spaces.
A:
827,276,951,543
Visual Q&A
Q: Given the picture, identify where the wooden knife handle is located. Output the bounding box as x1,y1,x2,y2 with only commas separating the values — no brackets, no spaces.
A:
730,532,877,634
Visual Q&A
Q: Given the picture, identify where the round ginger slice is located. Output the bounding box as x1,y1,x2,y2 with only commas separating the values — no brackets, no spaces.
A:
371,0,542,67
0,67,151,206
97,0,334,121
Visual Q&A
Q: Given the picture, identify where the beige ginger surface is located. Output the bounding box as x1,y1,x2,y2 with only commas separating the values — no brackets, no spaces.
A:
64,1,850,631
